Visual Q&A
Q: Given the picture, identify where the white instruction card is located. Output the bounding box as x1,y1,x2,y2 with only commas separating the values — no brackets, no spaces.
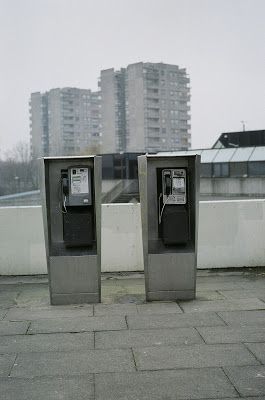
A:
71,168,89,194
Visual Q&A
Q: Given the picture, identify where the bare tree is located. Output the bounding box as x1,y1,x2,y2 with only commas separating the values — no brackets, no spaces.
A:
0,141,37,195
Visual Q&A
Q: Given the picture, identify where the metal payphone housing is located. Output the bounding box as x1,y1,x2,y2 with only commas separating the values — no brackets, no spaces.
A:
138,154,200,301
40,156,101,305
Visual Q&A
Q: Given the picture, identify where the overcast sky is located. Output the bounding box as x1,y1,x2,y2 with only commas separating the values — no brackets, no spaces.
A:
0,0,264,155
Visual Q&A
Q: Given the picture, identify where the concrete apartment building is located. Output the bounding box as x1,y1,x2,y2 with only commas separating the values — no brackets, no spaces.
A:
30,88,101,159
99,62,191,154
99,68,126,154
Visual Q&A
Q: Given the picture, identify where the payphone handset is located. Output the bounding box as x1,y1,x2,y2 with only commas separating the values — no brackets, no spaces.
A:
162,169,187,205
61,166,92,210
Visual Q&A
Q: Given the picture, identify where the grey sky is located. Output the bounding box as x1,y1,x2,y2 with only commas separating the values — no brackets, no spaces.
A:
0,0,264,155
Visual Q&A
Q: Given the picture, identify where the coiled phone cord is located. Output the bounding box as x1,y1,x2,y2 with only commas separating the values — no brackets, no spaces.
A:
158,193,170,225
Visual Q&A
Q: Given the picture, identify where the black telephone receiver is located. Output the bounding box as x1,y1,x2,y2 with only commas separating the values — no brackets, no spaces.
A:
165,175,171,196
62,177,69,196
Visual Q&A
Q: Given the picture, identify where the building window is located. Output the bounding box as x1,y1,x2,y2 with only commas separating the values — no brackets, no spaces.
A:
212,163,229,177
248,161,265,176
200,163,212,177
230,162,247,177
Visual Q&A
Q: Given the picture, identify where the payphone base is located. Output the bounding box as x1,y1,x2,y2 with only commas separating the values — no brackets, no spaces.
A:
48,255,100,305
144,252,196,302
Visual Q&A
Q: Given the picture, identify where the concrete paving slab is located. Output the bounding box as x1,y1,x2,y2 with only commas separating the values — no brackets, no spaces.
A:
95,327,203,349
136,302,182,314
0,332,94,354
113,293,146,304
196,290,226,300
95,368,238,400
0,321,29,336
197,398,265,400
196,282,245,291
127,312,225,330
11,349,135,377
0,310,7,320
1,272,265,399
0,284,24,292
133,343,259,370
218,310,265,326
101,276,144,286
0,354,16,377
197,325,265,344
225,365,265,396
94,303,138,316
0,276,48,285
219,289,265,300
179,298,265,313
101,292,145,305
5,305,93,321
0,292,20,308
238,280,265,290
245,343,265,364
15,287,50,307
28,315,127,334
196,275,248,283
0,376,94,400
100,277,145,304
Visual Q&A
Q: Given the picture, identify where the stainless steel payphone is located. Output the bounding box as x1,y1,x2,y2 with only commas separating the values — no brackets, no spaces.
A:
138,154,200,301
158,168,189,245
40,156,101,305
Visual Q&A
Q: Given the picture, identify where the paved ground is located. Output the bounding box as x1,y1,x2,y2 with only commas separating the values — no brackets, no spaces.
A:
0,269,265,400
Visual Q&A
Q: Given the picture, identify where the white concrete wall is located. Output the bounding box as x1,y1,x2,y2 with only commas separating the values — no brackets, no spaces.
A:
101,204,143,272
0,207,47,275
198,200,265,268
200,177,265,196
0,200,264,275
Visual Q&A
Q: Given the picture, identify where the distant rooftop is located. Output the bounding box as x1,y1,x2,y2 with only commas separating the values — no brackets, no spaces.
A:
213,130,265,149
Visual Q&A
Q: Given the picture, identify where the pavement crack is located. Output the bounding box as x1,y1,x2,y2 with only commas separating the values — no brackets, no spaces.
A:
176,302,185,313
8,353,18,377
215,311,229,326
92,373,96,400
131,347,138,371
221,366,241,397
93,331,96,349
242,342,263,364
124,315,129,329
25,321,32,335
194,326,207,344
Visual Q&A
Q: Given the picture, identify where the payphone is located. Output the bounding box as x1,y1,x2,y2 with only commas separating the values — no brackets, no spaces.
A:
40,156,101,305
60,167,93,247
158,168,189,245
138,154,200,301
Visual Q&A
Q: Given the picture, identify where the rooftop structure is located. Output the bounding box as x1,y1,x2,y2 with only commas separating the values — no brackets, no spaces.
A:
213,129,265,149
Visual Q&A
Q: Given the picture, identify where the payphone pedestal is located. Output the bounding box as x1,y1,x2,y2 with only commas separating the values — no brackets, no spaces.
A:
138,154,200,301
40,156,101,305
